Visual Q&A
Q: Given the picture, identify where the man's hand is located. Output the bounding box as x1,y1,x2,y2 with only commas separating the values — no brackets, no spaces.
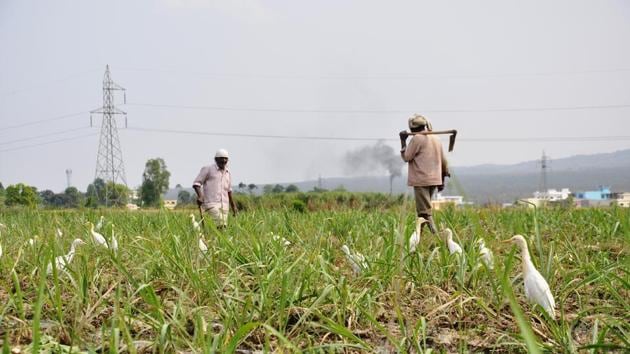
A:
399,130,409,140
438,184,445,192
232,209,237,217
196,197,203,207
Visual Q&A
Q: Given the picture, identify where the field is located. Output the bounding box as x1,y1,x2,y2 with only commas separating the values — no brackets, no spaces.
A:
0,202,628,353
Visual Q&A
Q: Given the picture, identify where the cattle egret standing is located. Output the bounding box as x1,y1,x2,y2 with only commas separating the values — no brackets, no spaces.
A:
408,217,427,253
86,222,108,248
190,214,201,232
47,238,85,275
442,228,463,255
198,234,208,253
341,244,368,274
56,228,63,238
95,216,105,231
505,235,555,318
110,224,118,252
477,239,494,269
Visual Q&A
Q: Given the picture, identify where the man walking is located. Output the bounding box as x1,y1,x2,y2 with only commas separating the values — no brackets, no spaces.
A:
193,149,237,228
399,114,449,234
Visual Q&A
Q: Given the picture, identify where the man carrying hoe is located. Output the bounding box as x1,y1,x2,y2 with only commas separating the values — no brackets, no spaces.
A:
399,114,450,234
193,149,237,229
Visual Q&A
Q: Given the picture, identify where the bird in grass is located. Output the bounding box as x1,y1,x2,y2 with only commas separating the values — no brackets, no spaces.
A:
47,238,85,275
272,233,291,247
408,217,427,253
198,234,208,253
341,244,368,274
504,235,555,318
56,227,63,238
0,241,3,258
190,214,202,232
110,224,119,252
477,238,494,269
95,215,105,231
441,228,463,255
85,222,109,248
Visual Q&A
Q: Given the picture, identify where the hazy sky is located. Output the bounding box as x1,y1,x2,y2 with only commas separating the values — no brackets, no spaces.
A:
1,0,629,192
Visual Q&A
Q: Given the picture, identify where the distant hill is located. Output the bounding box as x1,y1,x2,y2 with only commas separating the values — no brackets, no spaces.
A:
278,149,630,204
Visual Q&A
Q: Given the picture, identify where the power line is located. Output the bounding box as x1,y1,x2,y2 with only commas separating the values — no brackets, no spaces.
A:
0,132,97,153
116,66,630,80
0,127,91,146
0,69,99,97
0,111,89,131
126,126,630,143
126,102,630,114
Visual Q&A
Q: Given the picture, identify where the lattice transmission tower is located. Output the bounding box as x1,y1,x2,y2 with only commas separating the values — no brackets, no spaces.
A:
90,65,128,206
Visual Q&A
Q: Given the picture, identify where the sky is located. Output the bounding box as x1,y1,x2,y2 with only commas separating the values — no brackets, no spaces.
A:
1,0,629,193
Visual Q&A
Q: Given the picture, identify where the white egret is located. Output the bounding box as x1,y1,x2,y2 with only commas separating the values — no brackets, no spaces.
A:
341,244,368,274
190,214,201,232
408,217,427,253
441,228,463,255
272,233,291,247
198,234,208,253
86,222,108,248
477,239,494,269
110,224,119,252
55,228,63,238
47,238,85,275
95,215,105,231
505,235,555,318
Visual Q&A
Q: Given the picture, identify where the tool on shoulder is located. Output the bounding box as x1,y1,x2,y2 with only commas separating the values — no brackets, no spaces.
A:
407,130,457,152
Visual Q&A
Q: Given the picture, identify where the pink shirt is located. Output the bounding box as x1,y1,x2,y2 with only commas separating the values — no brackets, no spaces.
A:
193,164,233,210
401,134,449,187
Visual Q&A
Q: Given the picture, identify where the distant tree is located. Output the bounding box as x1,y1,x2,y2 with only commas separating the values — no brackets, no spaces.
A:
285,184,299,193
140,158,171,207
39,189,56,205
5,183,39,208
106,182,129,207
263,185,274,194
86,178,106,206
64,187,82,208
311,186,328,193
0,182,4,195
177,190,192,205
175,183,183,189
247,184,257,195
238,182,247,193
272,184,285,193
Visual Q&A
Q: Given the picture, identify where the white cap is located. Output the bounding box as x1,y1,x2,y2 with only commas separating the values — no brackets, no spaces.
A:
215,149,229,158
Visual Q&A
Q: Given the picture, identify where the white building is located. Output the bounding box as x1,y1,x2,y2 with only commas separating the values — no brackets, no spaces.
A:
432,193,466,210
616,192,630,208
533,188,571,201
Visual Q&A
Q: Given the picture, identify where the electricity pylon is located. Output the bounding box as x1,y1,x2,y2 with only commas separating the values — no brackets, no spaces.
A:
90,65,127,206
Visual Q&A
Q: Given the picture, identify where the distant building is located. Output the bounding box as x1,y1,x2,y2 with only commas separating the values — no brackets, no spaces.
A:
574,186,612,201
615,192,630,208
533,188,571,201
431,193,466,210
163,199,177,210
521,187,572,207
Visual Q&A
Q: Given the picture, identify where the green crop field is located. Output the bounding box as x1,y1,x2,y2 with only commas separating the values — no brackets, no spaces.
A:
0,204,628,353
